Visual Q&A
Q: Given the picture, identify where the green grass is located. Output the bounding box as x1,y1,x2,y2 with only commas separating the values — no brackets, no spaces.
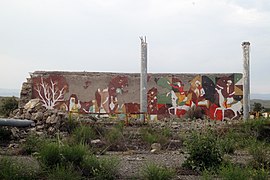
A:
141,163,175,180
81,155,120,179
72,125,97,144
0,156,39,180
47,164,82,180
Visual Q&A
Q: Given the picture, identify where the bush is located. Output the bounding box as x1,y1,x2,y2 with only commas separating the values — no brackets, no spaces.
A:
248,139,270,169
217,129,238,154
39,142,62,168
218,163,251,180
71,125,97,144
0,127,11,143
0,156,39,180
251,168,269,180
66,115,80,134
105,127,123,145
141,163,175,180
81,155,120,179
185,106,204,119
61,143,88,166
47,164,82,180
0,96,18,117
182,130,223,171
21,133,44,155
140,127,171,146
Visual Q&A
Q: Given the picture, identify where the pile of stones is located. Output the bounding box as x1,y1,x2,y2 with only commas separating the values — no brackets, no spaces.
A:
9,99,70,141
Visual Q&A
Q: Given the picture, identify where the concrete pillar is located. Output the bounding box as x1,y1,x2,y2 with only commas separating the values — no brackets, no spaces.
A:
242,42,250,120
140,36,147,121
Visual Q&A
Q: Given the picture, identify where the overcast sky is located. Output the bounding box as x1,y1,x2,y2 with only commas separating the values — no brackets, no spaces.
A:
0,0,269,94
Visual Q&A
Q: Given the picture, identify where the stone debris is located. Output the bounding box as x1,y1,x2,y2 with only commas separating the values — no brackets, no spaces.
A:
150,143,161,153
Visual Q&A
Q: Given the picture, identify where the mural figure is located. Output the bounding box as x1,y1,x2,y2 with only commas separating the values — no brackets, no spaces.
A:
68,94,81,114
34,77,67,109
214,88,242,120
94,75,128,116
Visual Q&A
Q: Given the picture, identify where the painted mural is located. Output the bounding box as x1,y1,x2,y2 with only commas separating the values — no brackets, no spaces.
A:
31,72,243,120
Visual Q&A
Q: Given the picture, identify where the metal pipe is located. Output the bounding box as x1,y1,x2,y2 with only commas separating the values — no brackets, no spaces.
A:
0,118,34,127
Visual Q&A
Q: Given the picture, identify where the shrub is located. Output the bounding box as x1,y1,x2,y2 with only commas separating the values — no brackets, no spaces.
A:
185,106,204,119
251,168,269,180
182,130,223,171
66,115,80,134
61,143,88,166
39,142,62,168
47,164,82,180
218,163,251,180
72,125,97,144
248,139,270,169
0,127,11,142
105,127,123,145
81,155,120,179
140,127,171,146
0,156,39,180
141,163,175,180
21,133,44,155
217,129,238,154
0,96,18,117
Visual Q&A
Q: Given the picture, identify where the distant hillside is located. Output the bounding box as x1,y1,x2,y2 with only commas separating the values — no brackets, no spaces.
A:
0,88,20,97
250,99,270,109
251,94,270,100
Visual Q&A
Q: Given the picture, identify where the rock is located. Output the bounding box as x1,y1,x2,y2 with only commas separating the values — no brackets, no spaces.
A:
36,131,44,136
19,139,26,143
31,112,43,121
8,143,19,148
91,139,102,144
48,127,55,134
36,124,44,130
11,127,20,138
150,143,161,153
43,111,51,121
50,116,59,124
24,111,32,120
24,99,41,110
46,114,56,124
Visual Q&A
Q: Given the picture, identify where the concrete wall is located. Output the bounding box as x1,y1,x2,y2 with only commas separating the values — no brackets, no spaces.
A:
20,71,243,120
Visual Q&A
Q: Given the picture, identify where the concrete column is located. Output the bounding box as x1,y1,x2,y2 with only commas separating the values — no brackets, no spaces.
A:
242,42,250,120
140,36,147,121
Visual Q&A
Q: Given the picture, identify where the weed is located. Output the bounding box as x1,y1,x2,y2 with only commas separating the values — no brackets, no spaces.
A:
218,163,251,180
248,139,270,169
185,106,204,119
47,164,82,180
182,130,223,171
21,133,44,155
72,125,97,144
217,129,238,154
66,115,80,133
0,127,11,143
61,143,88,166
251,168,269,180
141,163,175,180
81,155,120,179
0,96,18,117
105,126,123,145
0,156,39,180
140,126,171,147
39,142,62,168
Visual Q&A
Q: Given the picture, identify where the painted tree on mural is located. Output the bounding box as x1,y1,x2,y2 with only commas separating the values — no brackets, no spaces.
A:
34,76,68,109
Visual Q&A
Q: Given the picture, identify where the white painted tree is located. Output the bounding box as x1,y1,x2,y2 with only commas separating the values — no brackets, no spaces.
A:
35,78,66,109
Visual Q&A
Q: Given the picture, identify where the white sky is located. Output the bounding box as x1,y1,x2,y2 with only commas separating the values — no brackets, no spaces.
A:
0,0,269,94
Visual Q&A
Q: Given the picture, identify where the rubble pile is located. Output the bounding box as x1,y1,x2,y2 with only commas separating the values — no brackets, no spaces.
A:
9,99,70,141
